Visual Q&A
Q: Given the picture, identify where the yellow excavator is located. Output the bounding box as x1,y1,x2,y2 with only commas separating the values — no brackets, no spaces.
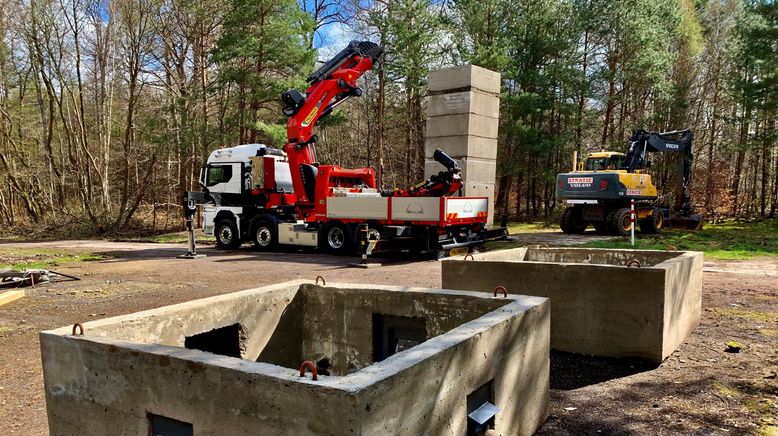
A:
555,128,703,236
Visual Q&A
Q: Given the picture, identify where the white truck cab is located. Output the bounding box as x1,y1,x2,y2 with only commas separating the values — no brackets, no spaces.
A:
199,144,293,245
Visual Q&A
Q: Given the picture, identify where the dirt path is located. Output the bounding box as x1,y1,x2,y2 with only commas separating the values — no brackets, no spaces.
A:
0,240,775,435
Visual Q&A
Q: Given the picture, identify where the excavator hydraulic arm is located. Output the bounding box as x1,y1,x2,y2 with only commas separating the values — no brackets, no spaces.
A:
625,128,694,213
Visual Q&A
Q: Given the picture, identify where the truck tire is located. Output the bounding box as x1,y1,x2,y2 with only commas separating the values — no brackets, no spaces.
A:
592,221,609,234
608,207,633,237
215,219,242,249
560,207,587,234
321,221,352,255
639,209,664,234
251,219,277,251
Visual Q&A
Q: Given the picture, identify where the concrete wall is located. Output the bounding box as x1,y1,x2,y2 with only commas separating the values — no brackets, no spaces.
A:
426,65,500,225
442,248,703,363
352,299,549,436
300,284,509,375
41,281,550,435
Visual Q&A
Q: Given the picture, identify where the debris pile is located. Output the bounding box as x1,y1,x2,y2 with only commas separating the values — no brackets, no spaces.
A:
0,269,79,289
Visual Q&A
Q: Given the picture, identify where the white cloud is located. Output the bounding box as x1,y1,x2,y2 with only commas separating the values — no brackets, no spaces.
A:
316,21,355,61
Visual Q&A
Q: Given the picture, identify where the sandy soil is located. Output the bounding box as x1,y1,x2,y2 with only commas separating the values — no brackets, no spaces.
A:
0,238,775,435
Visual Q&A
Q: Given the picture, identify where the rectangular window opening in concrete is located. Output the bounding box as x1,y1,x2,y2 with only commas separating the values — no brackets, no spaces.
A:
184,323,245,358
42,282,551,435
148,413,193,436
467,379,496,435
372,313,427,362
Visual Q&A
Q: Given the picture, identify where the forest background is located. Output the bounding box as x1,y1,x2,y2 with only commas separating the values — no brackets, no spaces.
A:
0,0,775,236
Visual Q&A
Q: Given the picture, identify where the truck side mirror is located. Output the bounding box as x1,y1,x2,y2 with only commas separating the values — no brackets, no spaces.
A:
198,166,206,187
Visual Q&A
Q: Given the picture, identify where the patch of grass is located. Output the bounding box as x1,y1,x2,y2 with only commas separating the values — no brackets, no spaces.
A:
760,425,778,436
711,307,778,323
758,328,778,337
503,221,557,234
0,322,15,335
755,294,778,301
582,219,778,260
712,381,741,398
142,231,215,244
0,248,105,271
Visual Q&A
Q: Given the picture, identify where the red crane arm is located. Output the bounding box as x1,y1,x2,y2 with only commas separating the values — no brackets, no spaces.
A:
281,41,382,204
285,57,374,148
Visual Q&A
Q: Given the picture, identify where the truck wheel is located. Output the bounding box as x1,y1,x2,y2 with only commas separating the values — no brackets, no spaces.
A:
215,219,242,249
251,219,277,251
608,208,633,237
592,221,609,234
560,207,587,234
322,222,352,255
639,209,664,234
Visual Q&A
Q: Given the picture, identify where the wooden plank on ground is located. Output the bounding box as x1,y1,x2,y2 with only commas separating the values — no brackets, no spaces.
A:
0,290,24,307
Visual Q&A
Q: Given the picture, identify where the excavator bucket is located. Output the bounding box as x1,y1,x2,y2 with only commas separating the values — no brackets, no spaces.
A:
668,213,704,230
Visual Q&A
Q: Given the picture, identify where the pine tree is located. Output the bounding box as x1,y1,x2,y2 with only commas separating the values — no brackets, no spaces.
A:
213,0,314,145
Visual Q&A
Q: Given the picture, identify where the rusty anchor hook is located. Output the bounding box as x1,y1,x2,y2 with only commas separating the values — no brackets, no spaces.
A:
299,360,318,381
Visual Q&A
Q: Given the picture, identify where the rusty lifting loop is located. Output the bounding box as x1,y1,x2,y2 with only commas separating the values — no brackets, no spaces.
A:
626,259,641,268
299,360,318,381
315,276,326,285
72,323,84,336
666,245,678,252
494,286,508,298
538,243,549,249
464,254,474,261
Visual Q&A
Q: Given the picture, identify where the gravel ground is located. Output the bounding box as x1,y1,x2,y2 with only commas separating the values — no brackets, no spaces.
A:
0,237,775,435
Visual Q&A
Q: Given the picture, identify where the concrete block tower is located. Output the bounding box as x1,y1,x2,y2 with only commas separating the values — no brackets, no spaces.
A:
425,64,500,225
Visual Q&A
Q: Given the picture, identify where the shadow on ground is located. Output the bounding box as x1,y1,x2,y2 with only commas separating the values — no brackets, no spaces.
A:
550,350,658,390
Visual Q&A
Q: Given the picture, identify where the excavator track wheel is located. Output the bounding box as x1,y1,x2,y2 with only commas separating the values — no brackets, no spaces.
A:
639,209,664,234
560,207,588,234
608,208,633,237
592,221,609,235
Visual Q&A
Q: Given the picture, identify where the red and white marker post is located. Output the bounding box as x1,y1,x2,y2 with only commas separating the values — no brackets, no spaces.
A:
630,199,636,246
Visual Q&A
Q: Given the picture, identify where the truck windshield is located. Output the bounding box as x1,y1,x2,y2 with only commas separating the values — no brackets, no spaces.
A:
205,165,232,187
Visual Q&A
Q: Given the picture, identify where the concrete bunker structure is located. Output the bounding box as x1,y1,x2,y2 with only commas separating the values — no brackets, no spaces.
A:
41,280,550,435
442,247,703,363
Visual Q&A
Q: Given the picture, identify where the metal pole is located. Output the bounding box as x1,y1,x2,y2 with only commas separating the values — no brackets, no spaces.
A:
630,199,635,246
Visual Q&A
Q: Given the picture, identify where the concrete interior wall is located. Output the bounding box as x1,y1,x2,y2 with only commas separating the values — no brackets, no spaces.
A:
523,247,682,266
41,281,551,435
442,248,703,362
297,284,509,375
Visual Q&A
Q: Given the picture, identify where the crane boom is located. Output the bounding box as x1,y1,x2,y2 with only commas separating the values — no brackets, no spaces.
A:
281,41,382,205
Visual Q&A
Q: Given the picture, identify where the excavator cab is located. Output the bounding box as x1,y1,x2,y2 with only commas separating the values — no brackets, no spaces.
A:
582,152,626,171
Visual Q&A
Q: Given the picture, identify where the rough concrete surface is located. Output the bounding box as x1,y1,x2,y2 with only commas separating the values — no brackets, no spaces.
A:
425,64,501,225
425,135,498,161
427,90,500,119
442,247,703,363
40,280,550,435
428,65,501,94
425,113,500,140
